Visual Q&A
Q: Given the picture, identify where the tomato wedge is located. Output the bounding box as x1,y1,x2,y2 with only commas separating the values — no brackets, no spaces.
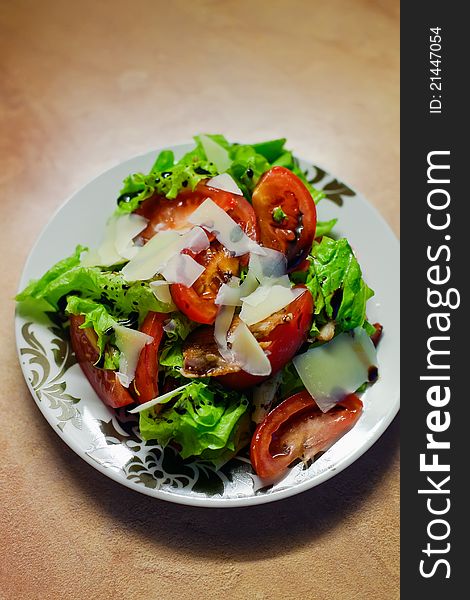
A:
135,180,259,325
218,287,314,389
182,287,314,386
135,180,258,242
170,242,240,325
133,311,166,403
169,188,258,325
252,166,317,268
370,322,383,347
69,315,134,409
251,391,363,480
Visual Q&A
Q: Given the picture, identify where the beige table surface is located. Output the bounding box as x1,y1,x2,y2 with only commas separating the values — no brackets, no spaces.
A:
0,1,399,598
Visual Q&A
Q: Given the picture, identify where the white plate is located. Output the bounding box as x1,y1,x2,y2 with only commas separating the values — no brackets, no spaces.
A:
15,143,399,507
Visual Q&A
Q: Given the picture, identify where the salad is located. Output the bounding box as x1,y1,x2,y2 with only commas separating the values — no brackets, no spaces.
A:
16,135,382,481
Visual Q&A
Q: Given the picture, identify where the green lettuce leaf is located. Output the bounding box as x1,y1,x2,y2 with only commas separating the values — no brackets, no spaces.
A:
150,149,175,172
251,138,287,163
159,341,184,378
65,296,117,356
306,236,374,336
160,312,194,341
157,312,195,379
16,250,172,325
227,144,271,197
116,148,218,214
103,346,120,370
116,135,325,212
315,218,337,238
279,361,305,399
139,381,249,461
16,245,87,311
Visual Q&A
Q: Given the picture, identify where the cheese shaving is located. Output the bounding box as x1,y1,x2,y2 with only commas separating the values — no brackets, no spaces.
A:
82,214,148,267
214,304,236,361
121,227,209,282
114,214,149,260
293,327,378,412
129,383,192,414
199,135,232,172
149,280,176,308
207,173,243,196
240,285,305,326
160,253,205,287
188,198,265,257
249,248,287,282
121,230,180,281
228,322,271,376
114,325,153,387
215,277,242,306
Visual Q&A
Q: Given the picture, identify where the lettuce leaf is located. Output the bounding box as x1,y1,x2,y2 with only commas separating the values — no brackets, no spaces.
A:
150,149,175,172
16,245,87,310
306,237,374,336
227,144,271,197
116,149,218,214
159,341,184,378
161,312,194,341
315,218,337,238
65,296,117,356
251,138,287,163
158,312,196,379
116,135,325,213
139,381,250,461
279,361,305,399
16,249,172,325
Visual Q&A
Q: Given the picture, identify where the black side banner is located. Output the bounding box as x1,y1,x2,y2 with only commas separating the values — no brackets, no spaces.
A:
401,2,465,597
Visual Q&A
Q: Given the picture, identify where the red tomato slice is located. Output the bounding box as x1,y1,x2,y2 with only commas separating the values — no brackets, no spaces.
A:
170,241,240,325
133,311,166,403
250,391,363,480
170,284,217,325
252,166,317,268
218,287,314,389
135,180,258,242
69,315,134,409
370,322,383,347
135,181,259,325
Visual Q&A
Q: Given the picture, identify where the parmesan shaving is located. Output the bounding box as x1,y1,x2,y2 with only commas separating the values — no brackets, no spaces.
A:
293,327,378,412
208,173,243,196
239,270,259,297
180,226,210,254
188,198,265,257
160,253,205,287
228,322,271,376
121,229,180,281
81,213,148,267
114,325,154,388
214,304,236,361
121,227,209,282
114,213,149,260
240,285,305,326
149,280,176,308
215,277,242,306
199,135,232,172
252,373,282,424
129,384,192,414
249,248,287,282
